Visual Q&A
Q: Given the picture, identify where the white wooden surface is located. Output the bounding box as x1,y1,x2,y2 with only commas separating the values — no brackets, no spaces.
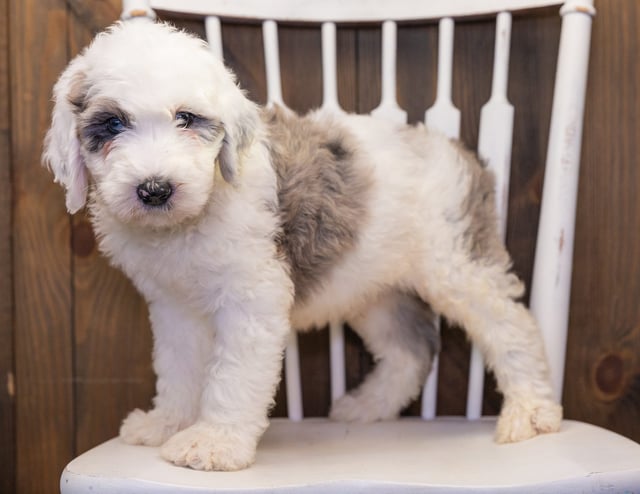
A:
61,419,640,493
148,0,566,22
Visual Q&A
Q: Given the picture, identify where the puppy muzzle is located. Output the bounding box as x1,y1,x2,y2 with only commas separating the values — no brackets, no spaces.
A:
137,178,173,207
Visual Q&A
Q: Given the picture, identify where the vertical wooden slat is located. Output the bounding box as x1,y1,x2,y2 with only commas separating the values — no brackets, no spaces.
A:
284,332,303,420
319,21,347,404
347,26,380,394
321,22,342,113
478,12,514,240
205,16,223,61
262,20,285,107
0,0,15,491
371,20,407,123
11,1,75,492
425,18,460,137
467,12,514,421
262,20,303,418
329,321,346,401
440,17,496,417
530,2,595,403
422,17,461,419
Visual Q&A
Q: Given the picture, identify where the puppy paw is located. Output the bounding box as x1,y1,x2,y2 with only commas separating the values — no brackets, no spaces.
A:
120,408,183,447
329,392,398,422
160,422,257,471
495,398,562,443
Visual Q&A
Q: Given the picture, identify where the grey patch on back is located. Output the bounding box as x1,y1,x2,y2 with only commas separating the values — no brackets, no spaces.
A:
451,140,511,266
265,106,372,304
395,124,508,266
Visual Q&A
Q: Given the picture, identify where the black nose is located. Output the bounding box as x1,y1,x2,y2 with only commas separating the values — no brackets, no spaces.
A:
136,179,173,206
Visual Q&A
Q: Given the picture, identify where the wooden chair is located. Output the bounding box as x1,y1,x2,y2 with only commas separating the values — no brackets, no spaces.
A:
60,0,640,492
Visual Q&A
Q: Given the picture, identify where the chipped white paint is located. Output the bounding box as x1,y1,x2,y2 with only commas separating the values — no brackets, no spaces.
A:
530,0,595,403
121,0,156,20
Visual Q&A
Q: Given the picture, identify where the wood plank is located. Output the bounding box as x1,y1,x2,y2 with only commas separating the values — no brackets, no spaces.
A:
66,0,157,455
0,0,15,491
11,1,75,492
566,0,640,442
397,23,437,124
73,235,155,453
278,25,323,113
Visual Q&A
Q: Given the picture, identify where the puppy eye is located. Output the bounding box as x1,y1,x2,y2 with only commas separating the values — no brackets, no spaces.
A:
176,111,196,129
106,116,126,135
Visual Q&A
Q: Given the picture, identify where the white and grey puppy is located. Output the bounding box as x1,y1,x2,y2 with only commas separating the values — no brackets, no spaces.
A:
43,21,561,471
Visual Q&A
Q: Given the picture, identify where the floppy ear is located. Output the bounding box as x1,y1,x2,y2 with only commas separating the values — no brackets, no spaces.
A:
217,100,260,184
210,59,261,185
42,57,89,214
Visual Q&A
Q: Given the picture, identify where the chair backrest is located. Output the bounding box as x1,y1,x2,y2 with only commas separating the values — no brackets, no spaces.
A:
122,0,595,422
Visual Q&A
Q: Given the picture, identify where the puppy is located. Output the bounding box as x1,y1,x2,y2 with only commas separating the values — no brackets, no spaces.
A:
43,21,561,471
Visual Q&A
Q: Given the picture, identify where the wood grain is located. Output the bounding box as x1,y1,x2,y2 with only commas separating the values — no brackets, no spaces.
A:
65,0,156,456
11,1,75,492
0,0,15,491
566,0,640,441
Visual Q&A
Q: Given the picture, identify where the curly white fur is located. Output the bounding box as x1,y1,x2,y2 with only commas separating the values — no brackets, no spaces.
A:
43,21,561,471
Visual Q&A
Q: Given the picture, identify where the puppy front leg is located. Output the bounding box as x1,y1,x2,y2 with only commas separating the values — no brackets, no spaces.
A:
120,299,210,446
160,302,290,471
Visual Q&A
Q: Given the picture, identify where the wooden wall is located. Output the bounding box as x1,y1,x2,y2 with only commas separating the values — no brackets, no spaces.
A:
1,1,638,492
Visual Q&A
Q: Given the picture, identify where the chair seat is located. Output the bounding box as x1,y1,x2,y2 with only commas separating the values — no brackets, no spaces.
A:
61,417,640,493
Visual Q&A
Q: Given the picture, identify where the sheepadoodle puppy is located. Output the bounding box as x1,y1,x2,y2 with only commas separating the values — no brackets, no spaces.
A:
43,21,561,471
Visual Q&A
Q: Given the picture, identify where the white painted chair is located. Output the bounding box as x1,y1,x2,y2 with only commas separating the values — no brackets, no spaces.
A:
61,0,640,492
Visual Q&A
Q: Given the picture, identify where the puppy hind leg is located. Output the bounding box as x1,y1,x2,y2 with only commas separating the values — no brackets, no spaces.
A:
416,260,562,442
330,291,440,422
120,299,209,447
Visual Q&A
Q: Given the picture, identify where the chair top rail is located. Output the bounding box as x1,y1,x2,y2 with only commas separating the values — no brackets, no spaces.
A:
148,0,566,23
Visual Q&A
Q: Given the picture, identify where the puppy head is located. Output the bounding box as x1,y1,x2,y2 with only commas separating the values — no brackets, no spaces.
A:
43,21,259,228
